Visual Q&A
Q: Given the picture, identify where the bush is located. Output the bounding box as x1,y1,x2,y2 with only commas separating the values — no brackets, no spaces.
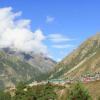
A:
0,90,11,100
13,82,57,100
37,83,57,100
67,82,92,100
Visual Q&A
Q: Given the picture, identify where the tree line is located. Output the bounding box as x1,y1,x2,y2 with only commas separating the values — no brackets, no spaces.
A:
0,82,99,100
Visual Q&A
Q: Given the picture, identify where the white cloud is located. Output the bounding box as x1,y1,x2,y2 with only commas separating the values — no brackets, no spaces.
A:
48,33,73,43
0,7,48,54
52,44,74,49
46,16,55,23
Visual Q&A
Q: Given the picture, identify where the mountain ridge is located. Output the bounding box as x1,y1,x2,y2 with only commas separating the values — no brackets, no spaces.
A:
50,33,100,80
0,47,56,89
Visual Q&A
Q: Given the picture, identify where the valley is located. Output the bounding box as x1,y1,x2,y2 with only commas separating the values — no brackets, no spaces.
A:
0,1,100,99
0,33,100,100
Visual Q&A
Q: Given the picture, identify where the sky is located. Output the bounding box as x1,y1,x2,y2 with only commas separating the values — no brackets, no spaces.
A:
0,0,100,61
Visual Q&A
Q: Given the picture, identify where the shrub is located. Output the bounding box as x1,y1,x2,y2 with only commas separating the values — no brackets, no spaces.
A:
0,90,11,100
67,82,92,100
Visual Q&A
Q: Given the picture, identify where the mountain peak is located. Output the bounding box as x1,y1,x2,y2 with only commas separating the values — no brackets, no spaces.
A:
0,47,56,89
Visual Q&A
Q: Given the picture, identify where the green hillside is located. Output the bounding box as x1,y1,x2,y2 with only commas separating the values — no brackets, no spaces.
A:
0,49,56,89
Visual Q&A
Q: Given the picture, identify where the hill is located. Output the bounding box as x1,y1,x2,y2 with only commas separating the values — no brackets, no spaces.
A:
50,33,100,80
0,48,56,89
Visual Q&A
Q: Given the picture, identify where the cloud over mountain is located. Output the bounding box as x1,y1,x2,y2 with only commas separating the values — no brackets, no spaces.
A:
0,7,47,53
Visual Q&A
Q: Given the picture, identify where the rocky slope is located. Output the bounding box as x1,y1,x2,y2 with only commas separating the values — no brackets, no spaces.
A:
50,33,100,80
0,48,56,89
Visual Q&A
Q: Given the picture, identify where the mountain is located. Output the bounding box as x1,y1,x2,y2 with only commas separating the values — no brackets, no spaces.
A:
50,33,100,80
0,48,56,89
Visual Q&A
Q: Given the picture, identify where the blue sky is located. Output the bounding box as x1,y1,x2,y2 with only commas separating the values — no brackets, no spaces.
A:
0,0,100,61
